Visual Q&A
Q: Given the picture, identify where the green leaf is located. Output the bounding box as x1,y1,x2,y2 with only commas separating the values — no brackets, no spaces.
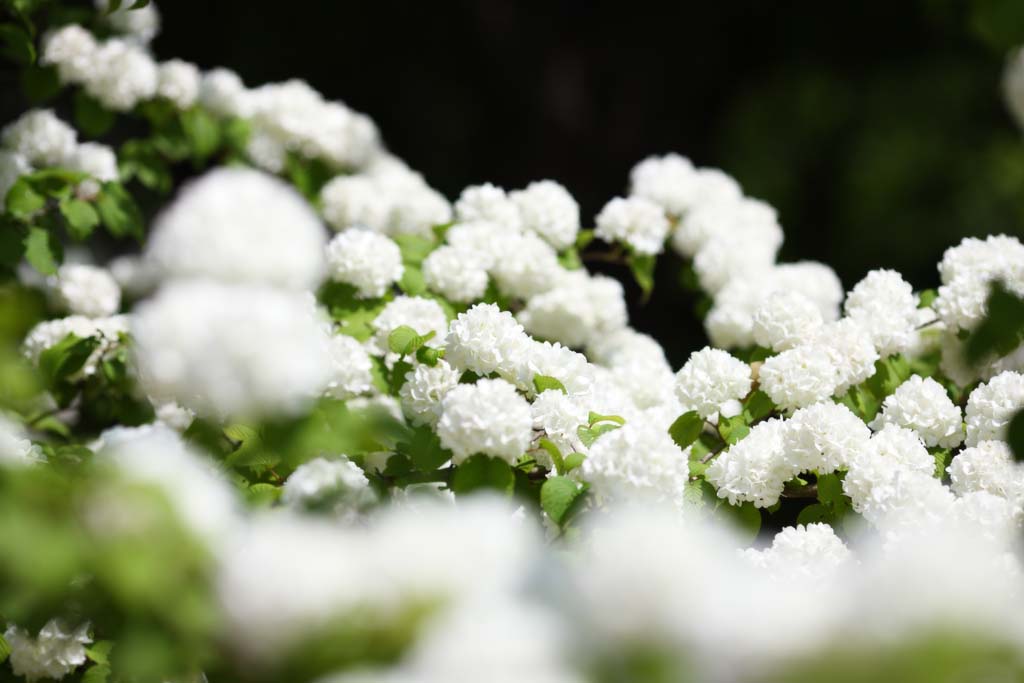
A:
393,233,436,265
85,641,113,665
23,226,60,275
718,501,761,543
450,454,515,496
796,503,830,526
105,0,123,13
964,282,1024,365
81,664,110,683
575,228,595,249
1007,410,1024,462
119,140,172,192
742,389,775,423
557,247,581,270
563,452,585,472
537,437,564,475
5,178,45,218
540,476,586,525
816,473,847,512
246,482,281,506
577,422,621,448
415,345,443,366
918,288,938,308
58,197,100,240
533,374,567,394
129,0,151,8
180,107,222,161
38,333,99,387
717,414,750,445
398,425,452,472
628,252,656,298
387,325,435,356
73,90,116,137
0,22,35,65
668,410,703,450
387,359,413,395
397,263,426,295
20,64,60,103
588,411,625,426
0,633,9,664
930,447,952,479
95,182,144,239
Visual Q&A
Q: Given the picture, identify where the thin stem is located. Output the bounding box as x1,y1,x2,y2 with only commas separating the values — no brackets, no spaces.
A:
781,482,818,499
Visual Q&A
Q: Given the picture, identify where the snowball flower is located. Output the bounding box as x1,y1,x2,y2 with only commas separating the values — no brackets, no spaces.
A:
47,263,121,318
445,303,531,376
510,179,580,250
490,231,562,299
1,109,76,167
453,183,522,231
937,234,1024,286
965,371,1024,446
628,153,697,215
282,456,376,512
752,290,824,351
594,196,670,255
41,24,98,83
581,419,690,505
784,401,871,473
97,0,161,44
370,296,448,353
146,167,328,291
843,269,919,356
948,440,1024,502
519,270,627,349
320,172,451,237
531,389,588,459
870,376,964,448
705,418,791,507
325,229,403,298
132,280,332,419
84,38,159,111
22,314,128,378
671,196,780,258
398,360,462,426
810,318,879,395
422,245,489,303
324,333,374,400
758,345,840,411
157,59,201,109
200,68,252,118
436,378,533,463
744,523,850,585
674,347,752,419
65,142,119,182
5,620,90,682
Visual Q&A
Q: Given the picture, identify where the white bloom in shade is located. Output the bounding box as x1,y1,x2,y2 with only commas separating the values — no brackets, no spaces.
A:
399,360,461,426
325,229,403,298
132,280,332,419
810,318,879,395
530,389,588,459
1005,47,1024,130
153,400,194,431
628,152,696,215
743,523,850,585
22,314,128,377
752,290,824,352
96,0,161,44
758,345,839,412
85,38,158,111
705,418,791,507
40,24,97,84
1,109,76,167
674,347,752,419
65,142,118,182
370,296,448,353
843,269,919,356
581,418,689,505
321,171,450,237
934,269,1024,333
0,414,43,464
436,378,532,463
0,150,31,204
671,196,780,258
509,179,580,249
245,129,287,173
200,68,252,118
445,303,530,376
47,263,121,318
422,245,489,303
594,196,669,255
325,334,374,400
147,167,328,291
453,183,522,231
784,401,871,473
157,59,201,109
519,270,627,349
5,620,90,682
96,423,240,542
938,234,1024,285
692,230,779,295
965,370,1024,446
948,440,1024,502
282,456,376,512
870,376,963,448
490,231,561,299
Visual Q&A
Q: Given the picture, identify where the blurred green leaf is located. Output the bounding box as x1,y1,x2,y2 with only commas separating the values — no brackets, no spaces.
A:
451,454,514,495
22,226,60,275
58,197,100,240
74,91,116,138
964,282,1024,365
0,22,35,65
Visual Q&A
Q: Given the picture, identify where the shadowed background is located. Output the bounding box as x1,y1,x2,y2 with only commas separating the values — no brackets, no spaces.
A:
132,1,1024,362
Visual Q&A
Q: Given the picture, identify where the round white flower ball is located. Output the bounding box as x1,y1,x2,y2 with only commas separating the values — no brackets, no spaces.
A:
454,183,523,231
132,280,332,419
422,245,489,303
200,68,253,118
445,303,530,377
41,24,98,84
0,413,43,465
510,179,580,250
948,440,1024,501
65,142,119,182
325,229,403,298
48,263,122,318
399,359,462,427
436,378,533,464
674,347,752,419
628,153,696,215
147,167,328,291
752,290,824,352
5,620,90,682
581,419,690,505
324,333,374,400
758,345,840,411
965,370,1024,446
370,296,448,353
281,456,376,511
594,196,670,256
843,269,919,356
870,375,964,448
85,39,158,111
490,231,562,300
1,109,76,167
157,59,201,109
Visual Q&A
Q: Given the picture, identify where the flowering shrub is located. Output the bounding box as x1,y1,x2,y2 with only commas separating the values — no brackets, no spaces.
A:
0,2,1023,682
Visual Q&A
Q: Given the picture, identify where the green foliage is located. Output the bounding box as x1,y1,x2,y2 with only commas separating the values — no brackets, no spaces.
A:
0,21,35,65
58,197,100,240
397,424,452,473
717,414,750,445
387,325,435,356
95,181,144,240
450,454,515,496
627,251,656,298
22,225,59,275
320,282,389,341
540,476,587,526
533,374,567,394
73,90,116,137
964,281,1024,365
668,410,703,450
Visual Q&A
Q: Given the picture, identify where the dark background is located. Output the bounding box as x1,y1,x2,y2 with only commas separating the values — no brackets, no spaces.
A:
27,1,1024,363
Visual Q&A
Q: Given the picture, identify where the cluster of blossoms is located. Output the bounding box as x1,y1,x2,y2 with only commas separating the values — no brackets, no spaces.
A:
2,4,1024,682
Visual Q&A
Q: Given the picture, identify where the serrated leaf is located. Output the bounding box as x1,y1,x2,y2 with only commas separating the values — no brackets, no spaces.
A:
718,414,750,445
451,454,514,496
668,411,703,450
399,425,452,472
816,473,844,508
246,482,281,506
81,664,110,683
85,641,113,665
742,389,774,423
0,633,9,663
95,182,144,239
58,197,99,240
533,374,567,394
23,226,60,275
6,178,45,218
38,333,99,386
540,476,585,525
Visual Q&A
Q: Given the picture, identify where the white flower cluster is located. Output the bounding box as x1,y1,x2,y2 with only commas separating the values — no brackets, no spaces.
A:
436,378,533,464
934,234,1024,333
4,620,91,682
325,229,404,298
870,375,963,448
0,414,43,465
282,456,377,517
23,313,129,377
46,263,122,318
674,347,751,419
